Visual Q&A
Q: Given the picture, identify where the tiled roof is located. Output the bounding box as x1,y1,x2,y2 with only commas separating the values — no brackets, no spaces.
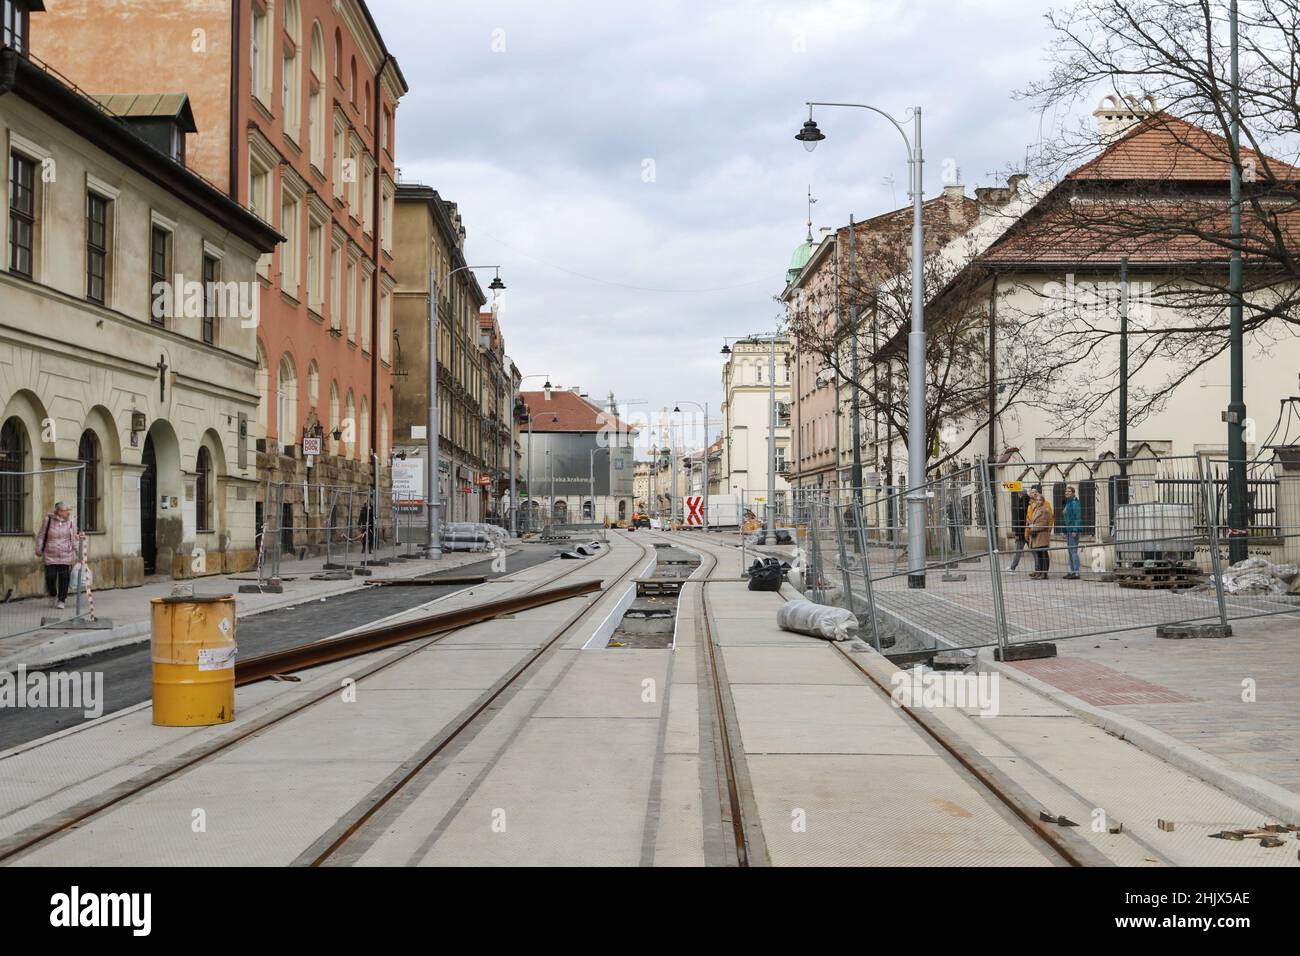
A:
519,390,638,434
1068,114,1300,182
980,115,1300,266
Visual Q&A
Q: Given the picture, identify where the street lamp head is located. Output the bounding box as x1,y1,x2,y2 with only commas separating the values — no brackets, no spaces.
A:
795,118,825,152
489,275,506,291
673,405,681,413
720,343,731,355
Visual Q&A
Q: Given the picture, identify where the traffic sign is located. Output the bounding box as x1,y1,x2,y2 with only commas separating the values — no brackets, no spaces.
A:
302,437,322,456
685,495,704,526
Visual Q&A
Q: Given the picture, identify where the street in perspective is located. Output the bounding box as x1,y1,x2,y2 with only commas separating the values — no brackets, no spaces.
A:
1,0,1298,931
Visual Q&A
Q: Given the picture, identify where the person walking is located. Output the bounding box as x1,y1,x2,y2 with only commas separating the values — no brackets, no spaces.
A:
1062,484,1082,579
35,500,84,610
1007,490,1030,572
1025,485,1054,579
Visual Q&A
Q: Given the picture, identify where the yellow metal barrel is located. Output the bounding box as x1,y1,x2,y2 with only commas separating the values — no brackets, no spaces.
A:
150,594,237,726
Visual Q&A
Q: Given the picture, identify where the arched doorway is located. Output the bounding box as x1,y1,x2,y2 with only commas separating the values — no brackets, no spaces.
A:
140,434,158,574
552,500,567,522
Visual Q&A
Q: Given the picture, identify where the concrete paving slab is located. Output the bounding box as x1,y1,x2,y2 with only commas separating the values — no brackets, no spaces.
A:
663,684,699,755
729,683,935,756
415,716,660,866
534,651,669,719
649,753,706,866
722,645,864,685
747,753,1057,866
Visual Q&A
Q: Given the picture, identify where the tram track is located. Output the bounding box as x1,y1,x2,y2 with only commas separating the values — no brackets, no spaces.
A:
0,533,648,866
679,529,1106,868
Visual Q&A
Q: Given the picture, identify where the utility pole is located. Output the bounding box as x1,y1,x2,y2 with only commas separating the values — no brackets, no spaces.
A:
1118,257,1130,505
848,214,863,502
766,335,778,544
425,272,441,557
1227,0,1248,562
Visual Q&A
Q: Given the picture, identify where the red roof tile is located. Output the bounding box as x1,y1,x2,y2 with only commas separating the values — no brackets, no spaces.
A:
519,390,638,434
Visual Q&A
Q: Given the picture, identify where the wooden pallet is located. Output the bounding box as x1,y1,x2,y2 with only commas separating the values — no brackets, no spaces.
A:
1114,568,1203,590
637,579,684,597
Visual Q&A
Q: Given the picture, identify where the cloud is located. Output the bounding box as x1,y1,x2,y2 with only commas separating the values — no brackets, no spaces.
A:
380,0,1064,452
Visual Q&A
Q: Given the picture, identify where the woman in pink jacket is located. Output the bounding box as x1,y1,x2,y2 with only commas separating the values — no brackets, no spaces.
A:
34,501,84,609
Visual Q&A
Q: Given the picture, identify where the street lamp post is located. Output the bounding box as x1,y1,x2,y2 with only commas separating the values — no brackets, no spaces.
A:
426,265,505,555
797,100,928,587
1227,0,1248,562
674,399,710,532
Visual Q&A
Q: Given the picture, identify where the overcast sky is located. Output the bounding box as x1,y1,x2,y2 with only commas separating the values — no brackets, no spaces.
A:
380,0,1077,452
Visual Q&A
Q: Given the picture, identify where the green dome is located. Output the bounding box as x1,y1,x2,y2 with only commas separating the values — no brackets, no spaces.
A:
786,234,816,284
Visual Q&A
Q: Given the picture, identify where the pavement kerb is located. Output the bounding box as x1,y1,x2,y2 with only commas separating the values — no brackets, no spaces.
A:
977,647,1300,825
0,546,524,673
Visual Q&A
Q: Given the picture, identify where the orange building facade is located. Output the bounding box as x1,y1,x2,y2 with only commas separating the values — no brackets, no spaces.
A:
34,0,406,549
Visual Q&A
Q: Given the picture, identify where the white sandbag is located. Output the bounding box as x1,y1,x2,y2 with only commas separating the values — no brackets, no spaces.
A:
776,599,859,642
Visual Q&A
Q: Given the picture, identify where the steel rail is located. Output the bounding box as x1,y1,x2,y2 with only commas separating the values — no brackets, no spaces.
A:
308,532,658,866
235,579,599,685
0,548,618,866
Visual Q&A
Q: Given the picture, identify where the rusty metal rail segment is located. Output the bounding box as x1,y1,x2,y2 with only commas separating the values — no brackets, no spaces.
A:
235,579,600,685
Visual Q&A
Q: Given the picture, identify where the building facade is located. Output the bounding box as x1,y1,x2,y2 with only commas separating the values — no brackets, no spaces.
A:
517,388,636,525
34,0,407,553
719,337,791,515
1,31,279,598
391,184,493,525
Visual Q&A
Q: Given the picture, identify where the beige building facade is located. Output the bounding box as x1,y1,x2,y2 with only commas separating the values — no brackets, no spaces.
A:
1,39,279,598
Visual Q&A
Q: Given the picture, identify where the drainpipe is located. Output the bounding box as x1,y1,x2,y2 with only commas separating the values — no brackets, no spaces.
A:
370,54,390,528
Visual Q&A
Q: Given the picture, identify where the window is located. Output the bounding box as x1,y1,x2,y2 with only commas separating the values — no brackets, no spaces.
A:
250,4,269,103
333,28,342,80
149,225,171,325
281,1,301,138
307,360,319,408
3,1,32,53
280,188,300,295
202,253,220,344
277,354,297,447
0,416,27,533
8,152,35,277
77,430,101,532
329,239,342,331
379,286,391,363
349,57,356,104
360,269,372,352
332,114,346,199
344,390,356,458
381,107,390,153
363,81,370,127
195,446,213,532
329,382,340,455
380,182,393,251
308,23,325,170
361,156,375,233
307,218,324,312
345,255,356,341
86,193,109,304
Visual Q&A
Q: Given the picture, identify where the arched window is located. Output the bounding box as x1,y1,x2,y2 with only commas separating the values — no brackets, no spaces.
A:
333,28,342,79
277,354,297,448
307,360,320,410
344,390,356,459
618,500,627,519
77,430,101,532
195,445,213,532
359,397,370,459
363,81,370,127
309,22,325,169
553,500,567,521
255,341,269,438
349,57,357,104
582,500,592,520
329,381,340,456
281,0,302,138
0,417,28,533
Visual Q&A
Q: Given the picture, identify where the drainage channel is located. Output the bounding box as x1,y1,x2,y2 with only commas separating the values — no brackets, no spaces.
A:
584,542,701,650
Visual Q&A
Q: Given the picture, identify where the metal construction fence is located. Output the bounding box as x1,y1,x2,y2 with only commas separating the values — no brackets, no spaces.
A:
783,455,1300,657
1,463,102,641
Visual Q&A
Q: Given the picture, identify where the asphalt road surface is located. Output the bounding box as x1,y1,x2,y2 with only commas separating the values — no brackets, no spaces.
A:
0,546,559,750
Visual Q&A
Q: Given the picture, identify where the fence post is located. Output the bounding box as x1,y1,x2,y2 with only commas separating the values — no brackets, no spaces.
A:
850,500,884,653
1198,456,1231,631
978,457,1011,655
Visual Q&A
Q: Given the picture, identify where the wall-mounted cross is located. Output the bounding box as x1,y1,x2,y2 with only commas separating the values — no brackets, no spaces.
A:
155,354,168,403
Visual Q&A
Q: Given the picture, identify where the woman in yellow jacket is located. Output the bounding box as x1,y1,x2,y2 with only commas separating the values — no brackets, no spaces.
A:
1025,485,1054,579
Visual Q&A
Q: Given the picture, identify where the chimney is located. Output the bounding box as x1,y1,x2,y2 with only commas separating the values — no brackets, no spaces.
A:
1093,94,1158,143
943,183,966,201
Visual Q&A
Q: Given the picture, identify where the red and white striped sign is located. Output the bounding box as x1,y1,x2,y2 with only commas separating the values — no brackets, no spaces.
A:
685,496,704,526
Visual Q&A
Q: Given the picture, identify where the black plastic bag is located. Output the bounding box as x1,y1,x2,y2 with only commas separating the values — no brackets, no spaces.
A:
746,557,787,592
